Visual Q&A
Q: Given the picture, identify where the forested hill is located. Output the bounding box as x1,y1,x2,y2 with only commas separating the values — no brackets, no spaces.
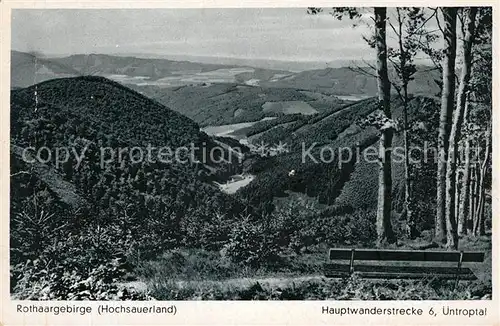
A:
236,95,441,224
12,76,204,148
10,76,251,266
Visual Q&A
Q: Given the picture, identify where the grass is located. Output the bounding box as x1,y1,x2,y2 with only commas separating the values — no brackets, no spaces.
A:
132,247,329,282
126,235,492,300
141,275,492,301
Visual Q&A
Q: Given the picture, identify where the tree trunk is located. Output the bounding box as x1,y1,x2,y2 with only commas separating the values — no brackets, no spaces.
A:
403,101,416,237
458,136,471,236
397,8,417,239
474,126,490,236
468,162,477,234
454,168,461,223
444,7,476,249
474,186,485,236
472,160,481,232
435,7,458,245
374,7,395,246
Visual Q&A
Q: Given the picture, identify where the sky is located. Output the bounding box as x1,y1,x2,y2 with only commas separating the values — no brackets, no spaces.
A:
11,8,437,69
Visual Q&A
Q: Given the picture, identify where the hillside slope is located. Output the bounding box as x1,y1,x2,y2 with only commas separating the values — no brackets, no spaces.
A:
10,76,251,261
237,95,440,228
12,75,204,147
134,83,348,126
263,66,441,96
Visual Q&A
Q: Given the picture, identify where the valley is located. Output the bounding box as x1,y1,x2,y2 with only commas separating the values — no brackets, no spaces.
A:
108,67,259,87
215,174,255,194
201,117,276,138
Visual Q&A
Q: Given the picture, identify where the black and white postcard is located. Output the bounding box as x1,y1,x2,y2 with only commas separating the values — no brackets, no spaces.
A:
1,1,498,325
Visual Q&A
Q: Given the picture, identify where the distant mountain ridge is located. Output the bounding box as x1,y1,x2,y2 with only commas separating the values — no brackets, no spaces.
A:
11,50,80,88
260,66,441,96
51,53,243,79
121,53,364,72
11,51,440,97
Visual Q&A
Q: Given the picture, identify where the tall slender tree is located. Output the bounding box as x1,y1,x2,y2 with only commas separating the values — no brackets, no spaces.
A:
469,7,492,236
456,7,492,237
308,7,395,244
386,8,436,239
444,7,477,249
374,7,396,245
468,162,477,233
435,7,457,245
473,125,490,236
457,123,471,236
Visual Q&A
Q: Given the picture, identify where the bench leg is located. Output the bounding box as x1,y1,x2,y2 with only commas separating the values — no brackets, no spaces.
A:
454,251,464,289
349,249,355,275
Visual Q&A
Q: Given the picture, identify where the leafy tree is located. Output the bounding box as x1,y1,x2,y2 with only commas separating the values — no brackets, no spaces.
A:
385,8,438,238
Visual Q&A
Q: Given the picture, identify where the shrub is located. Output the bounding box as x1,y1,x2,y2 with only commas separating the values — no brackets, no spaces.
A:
222,215,281,267
11,258,151,300
319,208,377,246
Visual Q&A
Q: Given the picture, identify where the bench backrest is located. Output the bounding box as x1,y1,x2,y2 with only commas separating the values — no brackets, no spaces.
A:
329,248,485,262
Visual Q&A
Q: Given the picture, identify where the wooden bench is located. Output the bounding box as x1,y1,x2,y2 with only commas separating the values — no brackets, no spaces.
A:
325,248,485,283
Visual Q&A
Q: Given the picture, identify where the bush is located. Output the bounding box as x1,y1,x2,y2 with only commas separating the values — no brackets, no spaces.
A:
319,208,377,246
11,258,151,300
222,215,281,267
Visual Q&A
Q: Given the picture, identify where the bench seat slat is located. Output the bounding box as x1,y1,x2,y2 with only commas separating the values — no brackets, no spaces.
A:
324,263,477,280
329,249,484,262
